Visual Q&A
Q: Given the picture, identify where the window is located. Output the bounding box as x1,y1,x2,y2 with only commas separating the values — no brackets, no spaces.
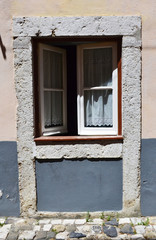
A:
77,42,118,135
39,44,67,136
37,39,120,136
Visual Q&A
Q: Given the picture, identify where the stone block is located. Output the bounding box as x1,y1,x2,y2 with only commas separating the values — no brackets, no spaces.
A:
120,224,134,234
69,232,86,238
77,225,92,234
88,219,103,225
103,225,117,237
130,234,145,239
6,232,19,240
53,224,66,232
66,224,77,232
119,218,131,225
13,16,141,37
75,219,86,225
34,231,47,240
135,226,145,235
43,224,52,231
18,230,36,240
51,219,62,225
56,231,69,239
33,225,41,232
38,219,50,225
63,219,75,225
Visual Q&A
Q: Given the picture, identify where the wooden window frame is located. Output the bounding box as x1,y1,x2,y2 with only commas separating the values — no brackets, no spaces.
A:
33,37,122,142
39,43,67,136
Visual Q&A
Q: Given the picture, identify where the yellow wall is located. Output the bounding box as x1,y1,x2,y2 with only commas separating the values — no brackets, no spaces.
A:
0,0,156,140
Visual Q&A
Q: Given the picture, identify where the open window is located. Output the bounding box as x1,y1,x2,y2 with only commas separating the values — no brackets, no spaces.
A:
77,42,118,135
39,44,67,136
37,39,121,137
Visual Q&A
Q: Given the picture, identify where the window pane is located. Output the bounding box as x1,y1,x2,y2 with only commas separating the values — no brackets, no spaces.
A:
43,50,63,89
83,48,112,87
44,91,63,128
84,89,113,127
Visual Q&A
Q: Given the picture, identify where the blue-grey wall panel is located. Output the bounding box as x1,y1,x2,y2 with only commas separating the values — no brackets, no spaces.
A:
36,159,122,212
0,142,20,216
141,139,156,216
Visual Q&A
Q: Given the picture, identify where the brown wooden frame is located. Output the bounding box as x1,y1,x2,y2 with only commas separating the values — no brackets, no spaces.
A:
33,37,122,142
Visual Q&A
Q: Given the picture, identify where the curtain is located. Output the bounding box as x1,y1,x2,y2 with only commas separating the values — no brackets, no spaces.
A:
83,48,112,87
84,90,112,127
44,91,63,128
43,49,63,128
83,47,113,127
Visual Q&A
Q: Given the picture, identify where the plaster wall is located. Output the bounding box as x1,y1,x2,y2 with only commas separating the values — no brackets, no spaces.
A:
0,0,17,141
11,0,156,138
0,0,156,217
0,0,155,140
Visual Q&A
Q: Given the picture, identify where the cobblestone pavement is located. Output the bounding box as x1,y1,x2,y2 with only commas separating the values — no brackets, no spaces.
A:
1,216,156,240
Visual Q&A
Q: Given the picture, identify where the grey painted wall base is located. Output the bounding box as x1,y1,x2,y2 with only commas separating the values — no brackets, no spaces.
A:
0,142,20,216
36,159,122,212
141,139,156,216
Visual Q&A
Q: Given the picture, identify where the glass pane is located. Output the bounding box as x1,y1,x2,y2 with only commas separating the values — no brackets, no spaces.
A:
84,89,113,127
44,91,63,128
43,49,63,89
83,48,112,87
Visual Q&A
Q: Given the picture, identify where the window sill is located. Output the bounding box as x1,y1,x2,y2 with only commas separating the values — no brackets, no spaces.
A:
34,135,123,144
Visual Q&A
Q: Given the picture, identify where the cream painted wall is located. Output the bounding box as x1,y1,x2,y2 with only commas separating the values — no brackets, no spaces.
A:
0,0,156,140
0,0,17,141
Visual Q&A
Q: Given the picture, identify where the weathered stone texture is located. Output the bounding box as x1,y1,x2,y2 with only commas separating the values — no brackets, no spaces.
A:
4,216,156,240
13,16,141,38
122,46,141,216
13,16,142,217
14,36,36,216
35,142,122,159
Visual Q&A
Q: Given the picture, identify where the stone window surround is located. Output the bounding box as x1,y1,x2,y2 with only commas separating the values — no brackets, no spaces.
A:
13,16,141,217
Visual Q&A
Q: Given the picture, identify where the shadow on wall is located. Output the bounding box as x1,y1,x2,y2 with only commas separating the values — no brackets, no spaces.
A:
0,35,7,60
141,139,156,216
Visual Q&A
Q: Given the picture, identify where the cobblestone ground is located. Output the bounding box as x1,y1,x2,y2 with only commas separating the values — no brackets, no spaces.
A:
1,216,156,240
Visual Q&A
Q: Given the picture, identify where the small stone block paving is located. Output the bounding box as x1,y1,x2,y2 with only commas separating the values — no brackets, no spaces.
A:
0,216,156,240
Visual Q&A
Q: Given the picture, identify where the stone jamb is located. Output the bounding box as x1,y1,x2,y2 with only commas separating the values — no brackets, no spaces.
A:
13,16,142,217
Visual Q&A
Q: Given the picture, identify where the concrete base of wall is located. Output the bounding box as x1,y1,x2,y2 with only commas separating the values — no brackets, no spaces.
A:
0,142,20,216
141,138,156,216
36,159,122,212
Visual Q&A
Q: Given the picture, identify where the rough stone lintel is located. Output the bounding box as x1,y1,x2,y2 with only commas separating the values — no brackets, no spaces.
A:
13,16,141,38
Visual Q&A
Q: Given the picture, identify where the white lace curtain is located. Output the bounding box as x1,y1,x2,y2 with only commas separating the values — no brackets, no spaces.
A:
43,50,63,128
84,90,112,127
83,48,113,127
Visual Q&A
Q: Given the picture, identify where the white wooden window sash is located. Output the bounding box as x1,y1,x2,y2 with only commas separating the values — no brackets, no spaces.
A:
77,42,118,135
39,43,67,136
